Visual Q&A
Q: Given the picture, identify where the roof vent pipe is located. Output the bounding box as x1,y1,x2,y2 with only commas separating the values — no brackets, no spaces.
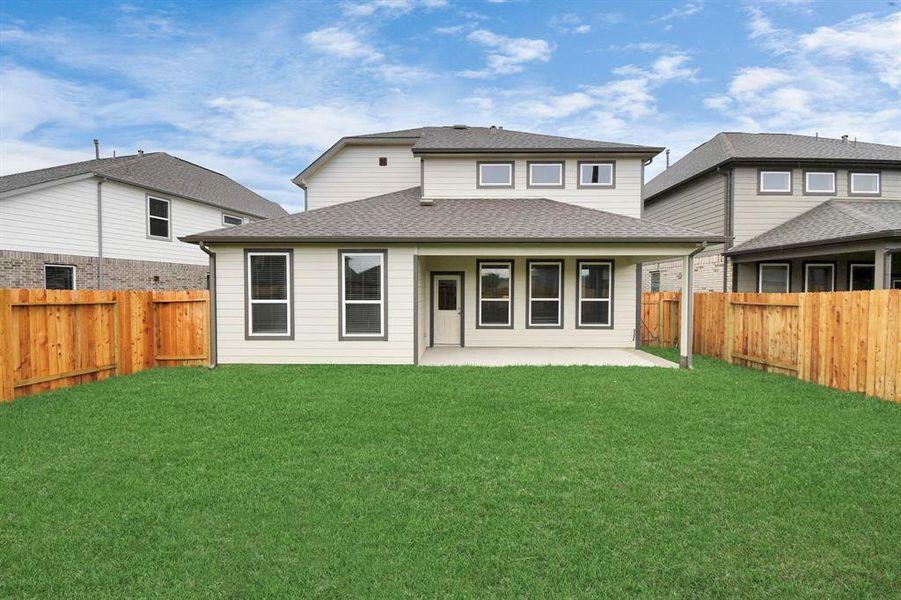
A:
93,139,100,159
665,149,671,168
841,134,849,143
138,150,144,156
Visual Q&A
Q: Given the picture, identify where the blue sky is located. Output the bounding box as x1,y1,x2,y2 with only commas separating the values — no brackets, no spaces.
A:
1,0,898,212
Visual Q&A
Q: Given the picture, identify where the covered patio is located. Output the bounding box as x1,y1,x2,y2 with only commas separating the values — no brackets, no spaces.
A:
419,346,677,367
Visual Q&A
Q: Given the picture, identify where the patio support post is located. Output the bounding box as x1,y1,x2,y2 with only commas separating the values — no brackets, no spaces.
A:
679,253,693,369
874,247,891,289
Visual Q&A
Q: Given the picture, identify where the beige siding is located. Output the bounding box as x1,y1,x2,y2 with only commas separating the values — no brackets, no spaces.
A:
304,145,421,210
211,244,416,364
644,171,725,236
0,178,99,256
419,256,638,348
733,167,901,245
422,156,644,217
1,179,254,265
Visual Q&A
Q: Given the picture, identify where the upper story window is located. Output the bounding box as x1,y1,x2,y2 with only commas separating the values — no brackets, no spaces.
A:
804,171,835,195
578,161,614,188
477,162,514,188
147,196,171,240
759,170,792,194
527,162,564,188
223,214,244,226
246,251,292,337
849,172,880,196
341,251,387,339
45,264,76,290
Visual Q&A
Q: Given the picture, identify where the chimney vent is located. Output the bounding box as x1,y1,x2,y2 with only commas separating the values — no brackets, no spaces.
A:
665,149,671,168
841,134,849,143
138,150,144,156
93,139,100,159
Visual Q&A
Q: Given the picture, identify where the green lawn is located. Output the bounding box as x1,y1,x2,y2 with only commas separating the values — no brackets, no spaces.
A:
2,351,900,598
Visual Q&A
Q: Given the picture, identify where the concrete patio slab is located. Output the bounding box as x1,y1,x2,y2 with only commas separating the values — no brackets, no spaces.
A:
419,347,678,368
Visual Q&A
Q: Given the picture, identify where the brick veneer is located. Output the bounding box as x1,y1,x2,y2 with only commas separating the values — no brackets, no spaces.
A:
0,250,208,290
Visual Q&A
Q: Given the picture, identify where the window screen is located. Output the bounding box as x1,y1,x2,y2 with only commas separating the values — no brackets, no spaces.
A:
529,163,562,186
805,264,834,292
247,252,290,336
850,173,879,194
223,214,243,226
579,163,613,186
479,262,512,326
849,264,874,291
759,264,789,293
760,171,791,192
479,163,513,186
342,252,385,336
45,265,75,290
650,271,661,292
805,172,835,193
528,262,561,326
148,197,170,239
577,261,611,326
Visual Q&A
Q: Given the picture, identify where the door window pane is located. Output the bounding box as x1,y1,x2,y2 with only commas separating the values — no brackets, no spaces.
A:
438,280,457,310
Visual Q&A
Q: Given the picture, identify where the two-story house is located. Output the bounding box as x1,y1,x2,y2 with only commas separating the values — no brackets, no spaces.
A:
641,133,901,293
0,152,286,290
183,125,720,367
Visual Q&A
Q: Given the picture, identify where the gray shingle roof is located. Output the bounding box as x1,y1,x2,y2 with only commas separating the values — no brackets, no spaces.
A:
645,133,901,201
725,200,901,256
293,125,662,184
0,152,287,219
182,187,720,244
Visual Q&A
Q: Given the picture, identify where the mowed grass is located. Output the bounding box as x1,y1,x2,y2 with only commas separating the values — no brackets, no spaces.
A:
2,351,900,598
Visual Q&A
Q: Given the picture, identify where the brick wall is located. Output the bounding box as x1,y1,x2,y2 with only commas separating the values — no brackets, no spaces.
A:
642,254,730,293
0,250,208,290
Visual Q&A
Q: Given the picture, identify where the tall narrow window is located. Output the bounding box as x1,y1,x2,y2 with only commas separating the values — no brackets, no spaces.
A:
578,162,614,187
758,263,790,293
650,271,661,292
341,251,386,338
528,261,562,327
45,264,75,290
805,263,834,292
147,196,171,239
246,251,291,337
849,263,875,291
758,170,791,193
478,260,513,327
577,260,612,327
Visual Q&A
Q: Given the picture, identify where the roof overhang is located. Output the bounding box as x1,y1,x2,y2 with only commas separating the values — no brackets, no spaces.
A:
412,147,664,158
181,234,724,245
724,230,901,258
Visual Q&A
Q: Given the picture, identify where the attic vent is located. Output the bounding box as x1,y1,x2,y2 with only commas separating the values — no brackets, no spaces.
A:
378,156,388,166
452,124,468,129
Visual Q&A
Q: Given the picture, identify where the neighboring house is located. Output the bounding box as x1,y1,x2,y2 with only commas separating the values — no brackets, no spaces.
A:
183,125,720,367
0,152,286,290
641,133,901,293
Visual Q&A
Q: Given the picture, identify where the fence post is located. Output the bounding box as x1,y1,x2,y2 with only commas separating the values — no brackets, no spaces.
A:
0,290,14,402
724,293,734,365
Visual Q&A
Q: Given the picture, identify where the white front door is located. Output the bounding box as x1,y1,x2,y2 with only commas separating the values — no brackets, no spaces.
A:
433,274,462,346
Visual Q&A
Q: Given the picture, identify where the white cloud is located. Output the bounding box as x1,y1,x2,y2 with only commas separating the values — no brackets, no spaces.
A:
459,29,553,78
303,27,383,61
342,0,447,18
653,2,704,23
0,66,97,138
0,139,92,175
551,14,591,34
703,95,732,111
746,7,794,53
728,66,791,97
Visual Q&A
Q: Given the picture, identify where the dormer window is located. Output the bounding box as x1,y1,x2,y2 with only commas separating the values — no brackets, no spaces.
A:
477,162,514,188
527,162,564,188
578,161,614,188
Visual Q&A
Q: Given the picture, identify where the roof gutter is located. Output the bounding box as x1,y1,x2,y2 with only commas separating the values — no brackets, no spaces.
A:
724,230,901,257
180,235,726,245
199,242,218,369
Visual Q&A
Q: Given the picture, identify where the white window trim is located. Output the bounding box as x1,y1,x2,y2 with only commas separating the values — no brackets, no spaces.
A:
758,263,790,293
849,172,881,195
804,263,835,292
849,263,875,291
528,162,563,187
477,162,513,187
147,195,171,240
804,171,836,194
341,251,385,338
478,261,513,327
577,260,612,327
223,213,244,226
44,264,76,290
528,261,562,327
579,162,614,187
246,251,292,337
759,170,792,193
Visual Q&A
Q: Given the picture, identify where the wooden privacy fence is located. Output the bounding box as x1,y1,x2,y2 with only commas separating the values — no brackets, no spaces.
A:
641,290,901,402
0,289,210,402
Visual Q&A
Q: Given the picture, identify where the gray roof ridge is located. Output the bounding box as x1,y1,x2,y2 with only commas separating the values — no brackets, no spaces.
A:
718,132,737,156
93,152,164,177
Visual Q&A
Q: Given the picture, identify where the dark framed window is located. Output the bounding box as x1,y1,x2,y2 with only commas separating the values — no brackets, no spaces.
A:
650,271,661,292
341,251,386,338
527,162,564,188
849,263,875,291
477,260,513,327
246,251,291,337
804,262,835,292
758,170,792,194
44,264,75,290
804,171,836,195
477,162,514,188
527,260,562,327
147,196,171,240
849,172,880,196
223,213,244,226
758,262,790,293
577,260,612,327
578,161,614,187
